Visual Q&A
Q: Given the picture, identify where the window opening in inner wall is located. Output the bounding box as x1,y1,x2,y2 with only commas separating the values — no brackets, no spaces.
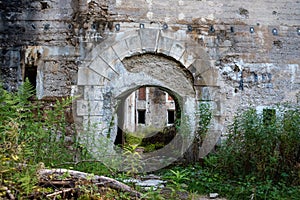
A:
137,109,146,124
168,110,175,124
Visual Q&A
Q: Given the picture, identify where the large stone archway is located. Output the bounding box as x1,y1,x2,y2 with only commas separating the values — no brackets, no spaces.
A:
72,28,224,171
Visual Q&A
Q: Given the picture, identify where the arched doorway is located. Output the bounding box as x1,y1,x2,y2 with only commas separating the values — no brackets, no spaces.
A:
72,28,223,172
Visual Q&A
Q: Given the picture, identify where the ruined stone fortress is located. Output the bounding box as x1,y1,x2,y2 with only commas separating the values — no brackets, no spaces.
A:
1,0,299,159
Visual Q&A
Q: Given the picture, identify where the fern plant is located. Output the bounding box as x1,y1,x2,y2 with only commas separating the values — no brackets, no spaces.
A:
0,79,77,198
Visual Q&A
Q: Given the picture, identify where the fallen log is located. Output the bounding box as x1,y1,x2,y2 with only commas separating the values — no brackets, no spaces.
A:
38,168,141,198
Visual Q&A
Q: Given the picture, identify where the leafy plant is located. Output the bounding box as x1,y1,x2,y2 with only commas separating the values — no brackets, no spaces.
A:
0,79,78,198
197,102,212,143
216,105,300,184
122,144,143,176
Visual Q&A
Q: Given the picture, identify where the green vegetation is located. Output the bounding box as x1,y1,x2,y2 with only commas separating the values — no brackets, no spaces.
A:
124,125,176,153
158,105,300,199
196,102,212,144
212,105,300,199
0,80,118,199
217,106,300,184
0,80,78,198
1,80,299,199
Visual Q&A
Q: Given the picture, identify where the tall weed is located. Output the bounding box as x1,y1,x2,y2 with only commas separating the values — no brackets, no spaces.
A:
0,80,77,197
216,105,300,185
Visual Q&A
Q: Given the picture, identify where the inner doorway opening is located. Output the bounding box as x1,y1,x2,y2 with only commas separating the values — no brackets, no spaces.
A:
114,86,181,153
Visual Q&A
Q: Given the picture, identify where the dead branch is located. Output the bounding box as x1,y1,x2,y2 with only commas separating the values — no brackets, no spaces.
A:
46,188,73,198
38,168,141,197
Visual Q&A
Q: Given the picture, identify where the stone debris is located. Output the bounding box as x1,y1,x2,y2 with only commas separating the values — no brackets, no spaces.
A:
123,175,166,190
209,193,219,199
136,179,166,190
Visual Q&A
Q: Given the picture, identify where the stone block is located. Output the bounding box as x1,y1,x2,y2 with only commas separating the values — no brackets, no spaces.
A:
196,86,221,101
139,29,159,52
77,67,104,86
191,59,211,76
209,193,219,199
126,35,142,54
82,116,104,132
179,50,196,68
199,128,222,158
77,100,103,116
221,40,232,47
199,69,219,86
156,36,173,55
112,59,126,74
84,45,102,61
99,47,119,67
112,40,130,60
89,56,118,80
169,41,185,61
159,30,177,40
84,86,104,101
43,46,76,57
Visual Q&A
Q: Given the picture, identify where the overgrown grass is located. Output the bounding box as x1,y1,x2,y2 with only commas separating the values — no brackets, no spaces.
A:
157,104,300,199
217,105,300,184
158,161,300,200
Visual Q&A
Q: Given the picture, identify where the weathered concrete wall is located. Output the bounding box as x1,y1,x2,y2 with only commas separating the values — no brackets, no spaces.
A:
0,0,77,93
1,0,299,161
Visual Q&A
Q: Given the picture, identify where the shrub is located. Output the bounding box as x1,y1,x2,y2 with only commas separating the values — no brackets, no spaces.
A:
216,105,300,185
0,80,77,198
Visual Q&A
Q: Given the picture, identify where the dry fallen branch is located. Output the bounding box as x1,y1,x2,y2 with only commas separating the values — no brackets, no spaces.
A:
38,168,141,198
46,188,73,198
